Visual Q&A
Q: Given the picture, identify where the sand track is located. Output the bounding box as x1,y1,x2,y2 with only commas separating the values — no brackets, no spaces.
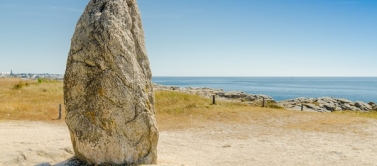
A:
1,118,377,166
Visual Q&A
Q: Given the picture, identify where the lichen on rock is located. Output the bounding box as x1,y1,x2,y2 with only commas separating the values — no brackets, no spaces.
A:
63,0,158,165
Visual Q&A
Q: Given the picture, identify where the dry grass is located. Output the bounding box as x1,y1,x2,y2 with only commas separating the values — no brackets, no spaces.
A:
1,78,376,134
154,90,372,133
0,78,64,121
334,110,377,119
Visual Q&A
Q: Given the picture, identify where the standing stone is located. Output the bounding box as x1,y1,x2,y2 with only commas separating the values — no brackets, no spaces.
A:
63,0,158,165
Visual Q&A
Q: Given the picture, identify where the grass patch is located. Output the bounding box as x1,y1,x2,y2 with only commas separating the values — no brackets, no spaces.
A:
155,91,375,132
13,80,29,89
155,90,293,130
266,100,284,109
1,78,375,134
244,99,284,109
0,78,64,121
333,110,377,119
38,78,60,84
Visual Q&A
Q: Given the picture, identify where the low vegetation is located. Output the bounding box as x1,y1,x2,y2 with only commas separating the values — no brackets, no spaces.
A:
334,110,377,119
1,78,377,132
0,78,64,120
155,90,258,129
154,90,374,133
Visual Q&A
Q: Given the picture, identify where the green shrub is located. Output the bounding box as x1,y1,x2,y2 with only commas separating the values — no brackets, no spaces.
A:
37,78,59,84
267,103,284,109
266,100,284,109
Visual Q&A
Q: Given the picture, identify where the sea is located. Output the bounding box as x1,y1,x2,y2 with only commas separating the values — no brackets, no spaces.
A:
152,77,377,103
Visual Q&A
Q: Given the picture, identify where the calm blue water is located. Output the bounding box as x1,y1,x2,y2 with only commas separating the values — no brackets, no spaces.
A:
152,77,377,103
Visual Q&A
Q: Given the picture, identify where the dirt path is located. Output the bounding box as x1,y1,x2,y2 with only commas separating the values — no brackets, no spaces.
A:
0,121,72,166
1,118,377,166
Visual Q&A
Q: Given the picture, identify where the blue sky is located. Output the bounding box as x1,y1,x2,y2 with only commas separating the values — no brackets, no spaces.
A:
0,0,376,76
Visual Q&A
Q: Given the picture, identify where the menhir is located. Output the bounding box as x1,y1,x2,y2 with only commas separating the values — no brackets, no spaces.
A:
63,0,158,165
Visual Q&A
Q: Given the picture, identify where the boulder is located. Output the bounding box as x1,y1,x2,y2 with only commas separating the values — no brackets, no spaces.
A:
318,97,337,105
244,95,257,101
278,97,374,112
64,0,158,165
215,92,226,97
224,91,243,98
322,104,336,112
355,101,372,111
257,94,274,100
341,103,352,110
337,98,353,104
305,104,318,111
295,97,314,103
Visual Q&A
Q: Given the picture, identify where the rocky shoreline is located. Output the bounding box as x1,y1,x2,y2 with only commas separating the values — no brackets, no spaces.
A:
153,83,377,112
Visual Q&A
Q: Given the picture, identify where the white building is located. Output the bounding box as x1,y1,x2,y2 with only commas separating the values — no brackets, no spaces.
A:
0,72,10,77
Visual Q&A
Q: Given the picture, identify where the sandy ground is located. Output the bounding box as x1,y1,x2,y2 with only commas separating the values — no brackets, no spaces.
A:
1,118,377,166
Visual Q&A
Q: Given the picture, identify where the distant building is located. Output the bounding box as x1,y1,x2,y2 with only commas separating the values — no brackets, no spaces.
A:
0,71,10,78
0,71,63,80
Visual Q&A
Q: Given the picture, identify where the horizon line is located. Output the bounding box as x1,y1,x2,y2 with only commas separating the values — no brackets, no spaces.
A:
152,76,377,78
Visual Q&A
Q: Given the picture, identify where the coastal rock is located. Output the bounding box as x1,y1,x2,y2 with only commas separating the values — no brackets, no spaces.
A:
297,97,316,103
304,104,320,112
370,102,377,110
338,98,353,104
153,83,274,103
244,95,258,101
279,97,373,112
341,103,354,111
223,91,247,99
355,101,372,111
153,84,373,113
323,104,336,112
64,0,158,165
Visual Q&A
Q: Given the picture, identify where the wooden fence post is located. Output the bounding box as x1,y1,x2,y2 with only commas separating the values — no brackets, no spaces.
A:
301,104,304,111
212,95,216,105
58,104,62,120
262,97,265,107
